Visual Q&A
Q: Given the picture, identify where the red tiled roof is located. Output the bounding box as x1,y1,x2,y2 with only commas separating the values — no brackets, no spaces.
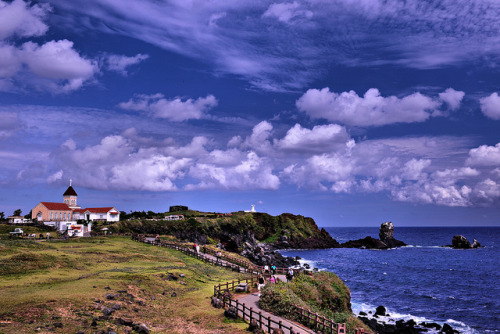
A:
83,207,116,213
41,202,72,211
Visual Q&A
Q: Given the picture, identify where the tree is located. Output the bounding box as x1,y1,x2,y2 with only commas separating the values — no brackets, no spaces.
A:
13,209,22,217
0,212,5,221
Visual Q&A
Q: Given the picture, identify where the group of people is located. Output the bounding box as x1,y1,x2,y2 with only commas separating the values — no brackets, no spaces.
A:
263,264,277,275
257,273,279,296
255,264,297,296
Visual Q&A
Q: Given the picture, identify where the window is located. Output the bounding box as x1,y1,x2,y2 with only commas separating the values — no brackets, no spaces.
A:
50,212,53,219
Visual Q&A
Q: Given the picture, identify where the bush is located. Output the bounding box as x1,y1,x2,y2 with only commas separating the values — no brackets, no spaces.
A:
259,271,368,334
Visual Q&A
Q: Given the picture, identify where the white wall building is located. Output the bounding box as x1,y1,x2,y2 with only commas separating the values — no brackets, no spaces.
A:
7,216,30,224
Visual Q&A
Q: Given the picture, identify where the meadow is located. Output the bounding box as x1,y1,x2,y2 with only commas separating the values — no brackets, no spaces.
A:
0,234,248,333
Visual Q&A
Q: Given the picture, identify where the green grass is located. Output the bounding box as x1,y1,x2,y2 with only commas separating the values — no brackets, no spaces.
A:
0,236,248,333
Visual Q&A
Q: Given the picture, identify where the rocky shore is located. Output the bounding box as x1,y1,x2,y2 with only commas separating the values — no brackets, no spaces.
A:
358,305,460,334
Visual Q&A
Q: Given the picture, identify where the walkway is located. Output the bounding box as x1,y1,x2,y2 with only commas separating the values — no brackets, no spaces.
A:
143,237,318,334
236,291,316,334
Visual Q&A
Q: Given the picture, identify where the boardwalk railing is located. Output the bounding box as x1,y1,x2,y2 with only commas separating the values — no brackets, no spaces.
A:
132,234,363,334
214,277,302,334
132,233,289,274
213,277,352,334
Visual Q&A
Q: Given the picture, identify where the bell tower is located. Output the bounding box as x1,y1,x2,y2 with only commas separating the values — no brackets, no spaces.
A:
63,179,80,209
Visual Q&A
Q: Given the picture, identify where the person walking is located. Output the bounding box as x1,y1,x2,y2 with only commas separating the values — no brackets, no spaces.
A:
271,264,276,275
257,275,266,296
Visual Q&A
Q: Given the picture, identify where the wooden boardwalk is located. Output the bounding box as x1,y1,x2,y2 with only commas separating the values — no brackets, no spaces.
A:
141,236,348,334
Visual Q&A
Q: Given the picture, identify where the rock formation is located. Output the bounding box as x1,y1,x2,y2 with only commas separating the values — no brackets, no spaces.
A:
450,235,481,249
240,232,298,267
379,222,406,248
341,222,406,249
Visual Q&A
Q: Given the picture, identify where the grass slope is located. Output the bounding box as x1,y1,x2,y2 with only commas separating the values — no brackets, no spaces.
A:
0,235,247,334
259,271,370,334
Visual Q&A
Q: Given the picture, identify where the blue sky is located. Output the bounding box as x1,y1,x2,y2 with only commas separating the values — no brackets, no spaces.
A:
1,0,500,227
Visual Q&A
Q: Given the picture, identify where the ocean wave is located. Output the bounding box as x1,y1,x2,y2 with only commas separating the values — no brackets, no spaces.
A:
352,301,480,334
402,245,450,249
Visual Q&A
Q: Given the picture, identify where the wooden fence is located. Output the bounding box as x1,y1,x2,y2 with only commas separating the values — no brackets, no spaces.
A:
214,277,303,334
132,234,364,334
213,277,351,334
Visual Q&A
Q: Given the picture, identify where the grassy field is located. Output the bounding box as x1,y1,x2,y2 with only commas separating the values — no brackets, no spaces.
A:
0,235,249,334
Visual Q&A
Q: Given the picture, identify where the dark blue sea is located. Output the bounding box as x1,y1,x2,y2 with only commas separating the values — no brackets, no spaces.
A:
280,227,500,334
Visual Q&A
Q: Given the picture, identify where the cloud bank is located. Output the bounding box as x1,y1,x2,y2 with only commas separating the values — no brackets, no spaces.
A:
10,117,494,208
296,88,464,126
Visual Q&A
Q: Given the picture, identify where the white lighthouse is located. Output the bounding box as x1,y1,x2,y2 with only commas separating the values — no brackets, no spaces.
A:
245,204,256,213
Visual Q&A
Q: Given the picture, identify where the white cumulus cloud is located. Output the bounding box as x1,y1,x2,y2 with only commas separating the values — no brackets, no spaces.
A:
20,40,97,92
296,87,451,126
479,92,500,120
0,0,49,39
438,88,465,111
119,94,218,121
105,53,149,75
274,123,349,153
466,142,500,167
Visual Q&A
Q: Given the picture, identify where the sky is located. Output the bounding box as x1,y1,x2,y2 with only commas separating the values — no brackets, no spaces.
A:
1,0,500,227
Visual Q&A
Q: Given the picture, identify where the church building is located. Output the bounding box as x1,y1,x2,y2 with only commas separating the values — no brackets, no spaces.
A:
31,182,120,236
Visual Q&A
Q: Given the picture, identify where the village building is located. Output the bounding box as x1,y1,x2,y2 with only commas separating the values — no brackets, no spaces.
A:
7,216,30,224
31,182,120,237
165,214,184,221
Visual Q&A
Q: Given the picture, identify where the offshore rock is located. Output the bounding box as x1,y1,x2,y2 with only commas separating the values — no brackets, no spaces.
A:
452,235,471,248
379,222,406,248
341,236,387,249
450,235,481,249
341,222,406,249
379,222,395,240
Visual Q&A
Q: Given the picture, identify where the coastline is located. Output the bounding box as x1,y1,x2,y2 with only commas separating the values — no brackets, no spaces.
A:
281,251,474,334
278,226,500,334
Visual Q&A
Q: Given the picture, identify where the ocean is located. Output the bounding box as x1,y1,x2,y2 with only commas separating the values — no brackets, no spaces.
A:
280,226,500,334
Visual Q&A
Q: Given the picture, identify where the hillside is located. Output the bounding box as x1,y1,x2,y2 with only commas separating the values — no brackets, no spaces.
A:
110,211,339,251
0,235,248,334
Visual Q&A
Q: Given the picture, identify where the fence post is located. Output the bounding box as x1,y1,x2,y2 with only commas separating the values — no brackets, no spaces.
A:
250,307,253,323
337,323,346,334
267,316,271,332
259,312,262,329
